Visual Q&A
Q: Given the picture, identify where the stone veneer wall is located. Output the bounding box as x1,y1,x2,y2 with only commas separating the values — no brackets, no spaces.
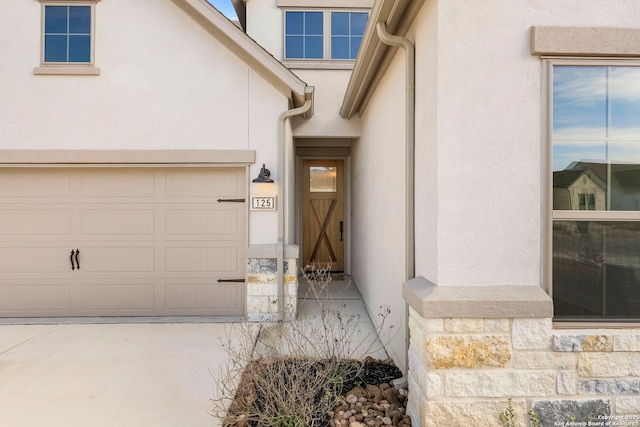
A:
403,277,640,427
246,244,299,322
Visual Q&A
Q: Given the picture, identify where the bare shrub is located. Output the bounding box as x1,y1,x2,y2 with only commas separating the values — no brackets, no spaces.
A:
211,263,395,427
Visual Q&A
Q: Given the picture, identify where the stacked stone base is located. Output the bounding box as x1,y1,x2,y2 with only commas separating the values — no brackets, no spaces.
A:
403,277,640,427
246,244,298,322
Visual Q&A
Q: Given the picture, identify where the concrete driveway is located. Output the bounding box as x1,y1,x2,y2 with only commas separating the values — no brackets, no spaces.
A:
0,323,243,427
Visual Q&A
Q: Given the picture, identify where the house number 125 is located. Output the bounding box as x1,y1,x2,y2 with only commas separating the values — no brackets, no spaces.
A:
250,196,277,211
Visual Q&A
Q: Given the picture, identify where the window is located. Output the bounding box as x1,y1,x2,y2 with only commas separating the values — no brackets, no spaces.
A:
285,11,324,59
330,12,367,60
549,60,640,321
44,5,91,62
35,1,100,75
284,10,368,61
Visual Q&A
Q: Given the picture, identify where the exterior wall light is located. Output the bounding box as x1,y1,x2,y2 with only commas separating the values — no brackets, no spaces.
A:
252,164,274,183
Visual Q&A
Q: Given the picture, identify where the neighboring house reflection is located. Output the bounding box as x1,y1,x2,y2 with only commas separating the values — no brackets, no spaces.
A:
553,161,640,211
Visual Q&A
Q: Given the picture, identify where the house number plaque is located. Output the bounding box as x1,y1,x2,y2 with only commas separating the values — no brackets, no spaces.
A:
250,196,277,211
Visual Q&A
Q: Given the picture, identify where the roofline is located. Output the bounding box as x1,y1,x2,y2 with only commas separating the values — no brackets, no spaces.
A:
171,0,310,109
231,0,246,31
340,0,424,118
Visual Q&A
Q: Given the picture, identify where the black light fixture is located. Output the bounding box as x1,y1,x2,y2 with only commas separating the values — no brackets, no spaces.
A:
252,163,274,183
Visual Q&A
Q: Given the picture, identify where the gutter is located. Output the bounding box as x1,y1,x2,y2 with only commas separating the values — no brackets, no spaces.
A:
276,86,314,320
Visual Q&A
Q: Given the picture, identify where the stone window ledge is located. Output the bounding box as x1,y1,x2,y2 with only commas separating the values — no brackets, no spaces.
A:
530,26,640,57
33,66,101,76
403,276,553,319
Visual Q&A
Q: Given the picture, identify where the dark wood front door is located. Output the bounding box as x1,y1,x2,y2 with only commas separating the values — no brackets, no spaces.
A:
302,159,344,272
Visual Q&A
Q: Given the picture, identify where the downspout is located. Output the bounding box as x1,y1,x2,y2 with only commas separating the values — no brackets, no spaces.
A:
277,89,313,320
375,22,415,382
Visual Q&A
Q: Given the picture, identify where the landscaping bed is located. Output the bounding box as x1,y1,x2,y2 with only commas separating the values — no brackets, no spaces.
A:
224,357,410,427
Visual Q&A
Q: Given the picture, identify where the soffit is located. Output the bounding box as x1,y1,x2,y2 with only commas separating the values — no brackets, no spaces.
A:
340,0,424,118
171,0,309,108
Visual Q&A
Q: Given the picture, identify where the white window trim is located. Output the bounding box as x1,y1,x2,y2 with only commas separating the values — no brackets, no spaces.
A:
282,9,368,63
34,0,101,76
543,57,640,325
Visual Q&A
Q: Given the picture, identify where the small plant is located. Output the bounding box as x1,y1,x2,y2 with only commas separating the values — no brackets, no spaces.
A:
528,409,541,427
499,399,542,427
499,398,516,427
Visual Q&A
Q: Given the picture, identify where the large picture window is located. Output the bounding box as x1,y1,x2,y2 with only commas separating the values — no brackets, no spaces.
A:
284,10,368,60
550,60,640,321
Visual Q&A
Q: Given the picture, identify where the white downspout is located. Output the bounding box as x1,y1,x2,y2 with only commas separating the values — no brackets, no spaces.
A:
277,90,313,320
376,22,415,381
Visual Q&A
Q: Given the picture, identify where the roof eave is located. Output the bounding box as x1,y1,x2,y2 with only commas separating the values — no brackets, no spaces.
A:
231,0,246,31
340,0,425,119
171,0,309,109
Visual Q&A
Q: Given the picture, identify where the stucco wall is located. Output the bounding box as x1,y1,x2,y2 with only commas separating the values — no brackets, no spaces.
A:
291,69,361,138
434,0,640,286
352,0,640,369
352,50,408,371
0,0,290,246
245,0,282,60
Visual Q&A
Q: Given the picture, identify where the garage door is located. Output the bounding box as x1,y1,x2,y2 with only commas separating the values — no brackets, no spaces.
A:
0,167,246,317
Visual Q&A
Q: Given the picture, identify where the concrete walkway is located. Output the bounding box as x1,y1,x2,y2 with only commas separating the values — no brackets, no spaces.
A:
0,277,385,426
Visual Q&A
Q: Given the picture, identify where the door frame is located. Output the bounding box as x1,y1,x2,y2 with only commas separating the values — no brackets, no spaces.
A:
295,153,351,275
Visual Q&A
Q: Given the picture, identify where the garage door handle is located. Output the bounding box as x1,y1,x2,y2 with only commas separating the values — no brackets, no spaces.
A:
217,279,245,283
70,249,80,270
217,198,245,203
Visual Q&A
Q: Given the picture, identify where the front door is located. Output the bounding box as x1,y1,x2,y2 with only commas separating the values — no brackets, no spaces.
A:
302,159,344,272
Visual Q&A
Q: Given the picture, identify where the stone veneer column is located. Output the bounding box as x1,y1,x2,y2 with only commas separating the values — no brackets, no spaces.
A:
403,277,640,427
246,244,299,322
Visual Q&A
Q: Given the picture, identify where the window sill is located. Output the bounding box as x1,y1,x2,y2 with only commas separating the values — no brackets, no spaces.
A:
33,66,100,76
283,60,354,70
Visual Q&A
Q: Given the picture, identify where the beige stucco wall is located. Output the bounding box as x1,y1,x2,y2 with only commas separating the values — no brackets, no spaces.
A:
434,0,640,286
352,49,408,370
245,0,283,60
292,69,361,138
0,0,293,246
352,0,640,370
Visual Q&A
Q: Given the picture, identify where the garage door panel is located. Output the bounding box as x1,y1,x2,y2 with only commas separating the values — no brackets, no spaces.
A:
165,283,239,310
165,209,240,235
81,284,156,310
82,247,155,272
0,210,71,236
165,170,242,198
0,284,71,310
0,171,71,198
0,247,73,273
165,246,240,273
80,171,156,198
82,209,155,235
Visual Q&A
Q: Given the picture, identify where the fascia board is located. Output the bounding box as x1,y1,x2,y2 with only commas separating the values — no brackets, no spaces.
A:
340,0,424,118
171,0,308,108
231,0,246,30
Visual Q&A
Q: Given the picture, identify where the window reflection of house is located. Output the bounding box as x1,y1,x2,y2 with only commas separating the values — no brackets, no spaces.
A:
553,161,640,211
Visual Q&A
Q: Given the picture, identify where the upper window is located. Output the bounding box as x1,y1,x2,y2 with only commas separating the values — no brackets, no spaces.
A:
549,60,640,321
284,10,368,61
35,1,100,75
44,5,92,63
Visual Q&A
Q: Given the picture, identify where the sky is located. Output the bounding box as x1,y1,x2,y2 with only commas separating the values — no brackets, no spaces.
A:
553,66,640,171
207,0,238,20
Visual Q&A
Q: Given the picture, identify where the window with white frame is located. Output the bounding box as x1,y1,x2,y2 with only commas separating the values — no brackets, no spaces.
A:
284,10,368,60
36,0,100,73
549,59,640,321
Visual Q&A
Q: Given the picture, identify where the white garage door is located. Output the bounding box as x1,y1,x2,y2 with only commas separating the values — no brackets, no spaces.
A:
0,167,247,317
